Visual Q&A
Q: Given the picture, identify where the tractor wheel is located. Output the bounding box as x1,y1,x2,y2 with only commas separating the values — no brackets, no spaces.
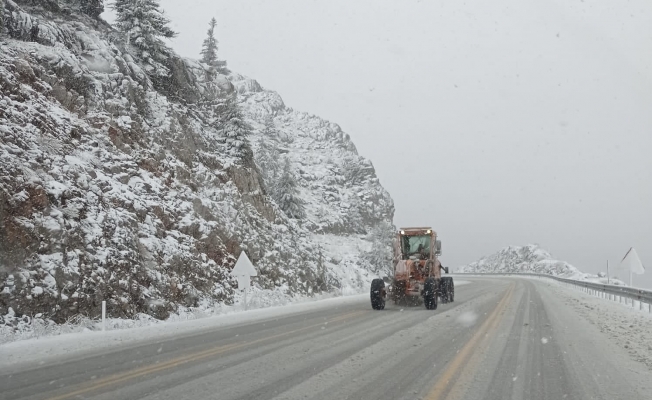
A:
440,277,453,304
424,278,438,310
449,281,455,302
370,279,386,310
439,282,448,304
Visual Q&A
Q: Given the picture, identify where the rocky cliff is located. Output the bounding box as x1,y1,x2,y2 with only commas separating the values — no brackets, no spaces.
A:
0,0,394,330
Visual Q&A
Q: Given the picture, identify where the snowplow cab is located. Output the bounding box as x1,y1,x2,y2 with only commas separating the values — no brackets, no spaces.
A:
395,227,440,280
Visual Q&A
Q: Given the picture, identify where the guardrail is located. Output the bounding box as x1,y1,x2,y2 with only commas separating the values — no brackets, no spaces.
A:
455,272,652,313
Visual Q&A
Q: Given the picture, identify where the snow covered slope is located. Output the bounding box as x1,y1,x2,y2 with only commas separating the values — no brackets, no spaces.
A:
233,73,393,236
0,0,394,334
457,244,625,285
458,244,580,276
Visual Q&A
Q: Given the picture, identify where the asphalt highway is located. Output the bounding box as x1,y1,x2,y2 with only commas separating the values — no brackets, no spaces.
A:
1,277,649,400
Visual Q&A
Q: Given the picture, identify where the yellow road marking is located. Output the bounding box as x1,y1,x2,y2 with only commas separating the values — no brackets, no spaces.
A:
442,285,516,400
425,284,515,400
48,309,367,400
327,310,367,323
48,342,244,400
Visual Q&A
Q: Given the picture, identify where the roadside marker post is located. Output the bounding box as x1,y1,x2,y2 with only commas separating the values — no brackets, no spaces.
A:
232,252,258,311
102,301,106,331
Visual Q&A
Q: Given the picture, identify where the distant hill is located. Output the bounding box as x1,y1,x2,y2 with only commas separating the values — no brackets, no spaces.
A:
457,244,625,285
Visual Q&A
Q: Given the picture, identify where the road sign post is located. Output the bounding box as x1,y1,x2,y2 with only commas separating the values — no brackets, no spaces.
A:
619,247,645,288
232,252,257,311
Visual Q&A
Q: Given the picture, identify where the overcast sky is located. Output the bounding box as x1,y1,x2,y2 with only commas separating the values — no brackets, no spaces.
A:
106,0,651,287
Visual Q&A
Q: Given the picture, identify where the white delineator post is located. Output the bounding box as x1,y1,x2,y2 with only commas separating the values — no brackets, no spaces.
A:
101,300,106,331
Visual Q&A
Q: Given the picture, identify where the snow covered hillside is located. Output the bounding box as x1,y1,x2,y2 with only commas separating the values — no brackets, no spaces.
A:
0,0,394,334
457,244,625,285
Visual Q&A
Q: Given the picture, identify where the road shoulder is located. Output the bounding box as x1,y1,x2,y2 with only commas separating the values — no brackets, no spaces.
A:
534,278,651,397
0,294,367,372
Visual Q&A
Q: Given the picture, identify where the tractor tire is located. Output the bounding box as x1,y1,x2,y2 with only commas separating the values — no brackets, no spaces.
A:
424,278,438,310
370,279,386,310
440,277,453,304
449,280,455,302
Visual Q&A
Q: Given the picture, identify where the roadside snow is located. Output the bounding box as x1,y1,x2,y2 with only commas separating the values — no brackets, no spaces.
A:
0,293,366,370
1,278,473,368
547,279,652,370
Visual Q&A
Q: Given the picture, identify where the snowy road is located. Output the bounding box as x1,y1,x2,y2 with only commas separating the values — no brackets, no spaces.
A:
1,277,650,400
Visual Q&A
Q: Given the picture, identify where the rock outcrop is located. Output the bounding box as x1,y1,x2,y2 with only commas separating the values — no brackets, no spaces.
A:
0,0,394,327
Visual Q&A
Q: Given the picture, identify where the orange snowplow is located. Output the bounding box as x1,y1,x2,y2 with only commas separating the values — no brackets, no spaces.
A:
370,227,453,310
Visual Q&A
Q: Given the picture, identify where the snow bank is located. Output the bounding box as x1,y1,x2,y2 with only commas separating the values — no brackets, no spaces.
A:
0,292,367,370
546,279,652,370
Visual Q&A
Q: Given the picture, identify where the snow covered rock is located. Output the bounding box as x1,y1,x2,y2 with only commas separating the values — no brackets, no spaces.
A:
458,244,580,276
0,0,394,332
458,244,626,285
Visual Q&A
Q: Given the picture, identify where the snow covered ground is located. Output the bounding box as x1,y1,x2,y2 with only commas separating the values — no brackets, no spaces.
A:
0,292,367,369
542,277,652,370
0,285,361,345
1,279,472,368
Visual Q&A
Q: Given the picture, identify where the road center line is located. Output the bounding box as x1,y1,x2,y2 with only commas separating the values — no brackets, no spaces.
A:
425,284,515,400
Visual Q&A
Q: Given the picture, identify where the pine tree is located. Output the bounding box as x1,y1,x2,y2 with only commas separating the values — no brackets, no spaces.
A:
0,0,5,35
346,194,365,233
255,137,279,184
275,157,305,219
216,97,251,160
200,17,229,76
316,245,327,292
255,116,280,182
80,0,103,19
262,114,277,137
113,0,176,77
342,154,366,186
366,221,394,275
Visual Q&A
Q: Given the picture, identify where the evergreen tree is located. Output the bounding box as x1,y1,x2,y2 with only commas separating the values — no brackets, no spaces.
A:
255,137,279,184
113,0,176,77
0,0,4,36
80,0,103,19
275,157,305,219
262,114,277,137
200,17,229,76
255,116,280,181
216,97,251,160
366,221,394,275
342,154,367,186
346,194,365,233
316,245,327,292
